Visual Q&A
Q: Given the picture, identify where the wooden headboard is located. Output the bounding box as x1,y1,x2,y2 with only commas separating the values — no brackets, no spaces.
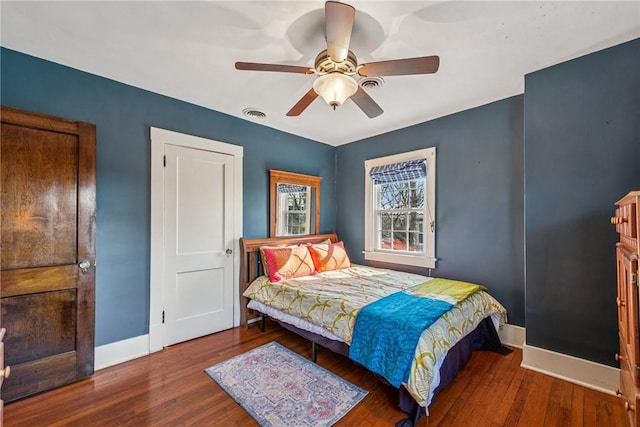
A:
239,233,338,326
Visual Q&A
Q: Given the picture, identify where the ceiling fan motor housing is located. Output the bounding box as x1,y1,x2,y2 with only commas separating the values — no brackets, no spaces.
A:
314,49,358,75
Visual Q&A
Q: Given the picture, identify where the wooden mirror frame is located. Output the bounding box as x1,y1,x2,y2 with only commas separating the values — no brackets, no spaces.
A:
269,169,322,237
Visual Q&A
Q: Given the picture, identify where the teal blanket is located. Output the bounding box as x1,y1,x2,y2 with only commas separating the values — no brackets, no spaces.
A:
348,278,484,388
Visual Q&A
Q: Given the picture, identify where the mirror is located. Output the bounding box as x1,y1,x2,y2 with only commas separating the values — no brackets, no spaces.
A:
270,169,322,237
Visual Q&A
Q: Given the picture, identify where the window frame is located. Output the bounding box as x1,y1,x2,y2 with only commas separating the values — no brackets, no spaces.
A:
364,147,436,269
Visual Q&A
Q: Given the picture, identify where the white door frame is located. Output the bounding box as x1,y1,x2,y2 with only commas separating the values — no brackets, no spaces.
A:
149,127,243,353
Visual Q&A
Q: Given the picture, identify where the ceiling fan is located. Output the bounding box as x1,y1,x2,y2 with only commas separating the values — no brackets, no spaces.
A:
235,1,440,118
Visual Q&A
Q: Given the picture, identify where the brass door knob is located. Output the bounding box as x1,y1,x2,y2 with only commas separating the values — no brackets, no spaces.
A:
0,365,10,379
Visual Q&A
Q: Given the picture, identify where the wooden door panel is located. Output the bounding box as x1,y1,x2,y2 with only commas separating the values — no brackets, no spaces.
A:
2,291,77,365
0,106,96,402
1,265,78,298
1,353,77,403
1,124,78,270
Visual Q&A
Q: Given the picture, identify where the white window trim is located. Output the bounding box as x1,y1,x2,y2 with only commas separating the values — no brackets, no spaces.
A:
364,147,436,269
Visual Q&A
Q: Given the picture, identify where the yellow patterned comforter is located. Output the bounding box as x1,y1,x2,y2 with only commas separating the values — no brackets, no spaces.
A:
243,265,507,407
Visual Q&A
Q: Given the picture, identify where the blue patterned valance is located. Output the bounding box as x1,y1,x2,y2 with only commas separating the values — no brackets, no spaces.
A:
369,159,426,184
277,183,307,193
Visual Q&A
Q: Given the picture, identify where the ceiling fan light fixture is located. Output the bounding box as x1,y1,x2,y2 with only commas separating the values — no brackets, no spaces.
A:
313,73,358,109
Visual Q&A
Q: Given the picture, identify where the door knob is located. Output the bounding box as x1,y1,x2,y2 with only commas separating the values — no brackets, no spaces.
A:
226,249,233,255
79,260,91,273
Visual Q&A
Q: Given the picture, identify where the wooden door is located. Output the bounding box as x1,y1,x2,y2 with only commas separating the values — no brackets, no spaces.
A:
0,106,96,402
163,144,235,346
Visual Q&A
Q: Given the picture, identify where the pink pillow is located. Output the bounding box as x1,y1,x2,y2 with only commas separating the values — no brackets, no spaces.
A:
262,245,316,282
308,241,351,272
259,244,297,277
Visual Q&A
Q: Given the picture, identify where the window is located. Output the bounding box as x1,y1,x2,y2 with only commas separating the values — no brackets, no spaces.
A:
364,148,436,269
276,184,310,236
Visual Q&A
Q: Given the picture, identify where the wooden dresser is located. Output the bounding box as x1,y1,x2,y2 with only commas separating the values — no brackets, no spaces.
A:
613,191,640,425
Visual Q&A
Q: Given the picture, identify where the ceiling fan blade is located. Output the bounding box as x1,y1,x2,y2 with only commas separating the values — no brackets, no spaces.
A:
358,56,440,77
286,88,319,116
235,62,312,74
325,1,355,63
350,87,383,119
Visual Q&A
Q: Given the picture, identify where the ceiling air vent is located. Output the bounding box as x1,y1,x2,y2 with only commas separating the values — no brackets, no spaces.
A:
359,76,384,90
242,108,266,119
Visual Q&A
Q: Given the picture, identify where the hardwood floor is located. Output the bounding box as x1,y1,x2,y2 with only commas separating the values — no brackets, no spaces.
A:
4,320,625,426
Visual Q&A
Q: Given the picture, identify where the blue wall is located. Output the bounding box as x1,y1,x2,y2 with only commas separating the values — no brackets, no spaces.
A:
0,48,337,346
336,37,640,366
336,96,525,326
524,38,640,365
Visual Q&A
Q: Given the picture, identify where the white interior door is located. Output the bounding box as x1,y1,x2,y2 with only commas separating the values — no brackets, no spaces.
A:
163,144,234,346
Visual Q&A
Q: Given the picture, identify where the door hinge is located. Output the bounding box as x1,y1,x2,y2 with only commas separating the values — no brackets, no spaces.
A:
163,155,166,167
162,310,165,324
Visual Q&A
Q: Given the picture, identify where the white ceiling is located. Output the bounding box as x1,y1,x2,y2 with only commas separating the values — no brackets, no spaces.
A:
1,1,639,146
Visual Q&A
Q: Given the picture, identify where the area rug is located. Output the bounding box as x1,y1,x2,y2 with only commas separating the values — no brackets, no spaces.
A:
205,341,368,426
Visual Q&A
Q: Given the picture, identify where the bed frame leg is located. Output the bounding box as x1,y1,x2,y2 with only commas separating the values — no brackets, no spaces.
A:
312,342,317,363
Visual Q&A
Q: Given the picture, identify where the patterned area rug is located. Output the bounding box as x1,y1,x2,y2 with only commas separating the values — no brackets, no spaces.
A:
205,341,368,426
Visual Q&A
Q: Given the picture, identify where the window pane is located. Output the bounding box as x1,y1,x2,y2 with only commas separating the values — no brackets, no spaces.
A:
379,231,391,249
285,212,306,235
393,213,407,231
379,183,398,209
409,181,424,208
408,232,423,252
409,212,423,231
376,179,425,210
398,182,411,209
286,193,306,211
392,231,407,250
380,213,392,231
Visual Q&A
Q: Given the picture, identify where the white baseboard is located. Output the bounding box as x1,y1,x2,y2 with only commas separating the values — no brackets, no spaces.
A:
498,323,526,348
521,343,620,395
94,334,150,371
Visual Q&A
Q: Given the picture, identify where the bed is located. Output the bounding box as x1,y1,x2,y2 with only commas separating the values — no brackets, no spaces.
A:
239,233,508,425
